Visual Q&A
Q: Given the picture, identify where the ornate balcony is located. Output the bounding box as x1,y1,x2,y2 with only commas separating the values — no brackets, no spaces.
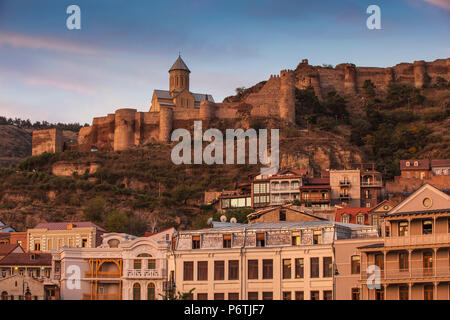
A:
84,271,121,279
339,194,350,200
126,269,165,279
339,181,351,186
361,267,450,282
82,293,121,300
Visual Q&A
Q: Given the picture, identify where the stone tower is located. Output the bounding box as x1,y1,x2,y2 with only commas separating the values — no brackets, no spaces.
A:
169,55,190,93
159,106,173,143
344,64,357,94
413,60,427,88
279,70,296,124
113,108,137,151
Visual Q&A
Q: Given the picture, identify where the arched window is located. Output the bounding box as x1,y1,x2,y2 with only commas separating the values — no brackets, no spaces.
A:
147,283,155,300
1,291,8,300
341,214,349,224
133,283,141,300
137,254,155,269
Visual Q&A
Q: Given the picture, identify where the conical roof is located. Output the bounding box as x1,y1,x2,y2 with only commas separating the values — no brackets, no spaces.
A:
169,55,190,73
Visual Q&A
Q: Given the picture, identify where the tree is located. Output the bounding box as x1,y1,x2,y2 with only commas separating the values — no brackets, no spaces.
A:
235,87,246,95
83,196,105,222
362,79,376,100
160,288,195,300
106,210,129,233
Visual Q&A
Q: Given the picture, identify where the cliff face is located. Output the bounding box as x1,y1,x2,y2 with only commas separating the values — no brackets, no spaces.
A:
0,125,32,167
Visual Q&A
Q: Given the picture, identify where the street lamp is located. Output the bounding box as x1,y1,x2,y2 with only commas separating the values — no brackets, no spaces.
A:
23,281,31,300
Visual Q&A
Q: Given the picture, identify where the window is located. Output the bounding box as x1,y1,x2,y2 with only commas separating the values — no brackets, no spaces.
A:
134,259,141,270
283,259,291,279
82,238,88,248
313,230,322,244
133,283,141,300
283,292,292,300
256,233,265,247
197,261,208,281
214,293,225,300
323,291,332,300
423,198,432,208
34,241,41,252
375,254,384,271
279,210,286,221
406,161,410,167
310,291,319,300
262,259,273,279
351,288,360,300
295,291,304,300
223,234,232,248
423,220,433,235
399,252,408,271
147,283,155,300
248,292,258,300
351,256,360,274
323,257,332,278
424,285,433,300
192,236,201,249
341,214,349,224
399,221,408,236
414,161,418,167
228,293,239,300
423,252,433,274
248,260,258,279
214,261,225,280
183,262,193,281
375,286,384,300
399,286,408,300
310,258,319,278
197,293,208,300
228,260,239,280
262,292,273,300
291,232,300,245
356,215,365,225
295,258,304,278
148,259,156,270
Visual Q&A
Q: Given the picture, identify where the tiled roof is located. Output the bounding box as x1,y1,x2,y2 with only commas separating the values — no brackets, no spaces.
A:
336,207,372,215
153,90,214,103
32,221,105,232
0,244,21,256
0,252,52,266
384,208,450,217
431,159,450,167
169,56,190,72
400,159,430,171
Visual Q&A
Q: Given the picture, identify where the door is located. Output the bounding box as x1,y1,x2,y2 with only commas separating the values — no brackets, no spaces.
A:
423,252,433,276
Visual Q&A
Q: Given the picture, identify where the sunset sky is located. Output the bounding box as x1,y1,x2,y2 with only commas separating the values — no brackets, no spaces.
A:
0,0,449,124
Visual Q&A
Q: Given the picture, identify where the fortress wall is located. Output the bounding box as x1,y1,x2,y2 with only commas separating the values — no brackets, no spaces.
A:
159,106,173,143
142,112,160,124
140,123,160,144
32,128,63,156
214,103,242,119
280,70,296,123
245,75,281,107
172,108,200,120
316,68,345,93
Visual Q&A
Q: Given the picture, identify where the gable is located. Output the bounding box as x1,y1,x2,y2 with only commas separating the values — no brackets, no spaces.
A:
389,184,450,214
370,200,395,213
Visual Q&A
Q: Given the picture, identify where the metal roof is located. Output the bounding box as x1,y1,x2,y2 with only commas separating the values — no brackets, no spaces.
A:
169,56,191,73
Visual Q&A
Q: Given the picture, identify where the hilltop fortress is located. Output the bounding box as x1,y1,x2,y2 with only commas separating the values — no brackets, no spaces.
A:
32,56,450,155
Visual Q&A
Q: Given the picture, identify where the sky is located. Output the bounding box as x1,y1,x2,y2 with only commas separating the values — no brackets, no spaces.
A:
0,0,449,124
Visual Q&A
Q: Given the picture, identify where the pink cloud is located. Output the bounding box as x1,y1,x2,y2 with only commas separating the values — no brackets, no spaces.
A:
424,0,450,10
24,77,95,95
0,31,106,55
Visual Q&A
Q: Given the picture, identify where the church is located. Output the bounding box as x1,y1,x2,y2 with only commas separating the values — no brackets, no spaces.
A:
150,55,214,112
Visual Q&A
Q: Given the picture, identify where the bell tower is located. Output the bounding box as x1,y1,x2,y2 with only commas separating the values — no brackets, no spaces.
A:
169,55,190,93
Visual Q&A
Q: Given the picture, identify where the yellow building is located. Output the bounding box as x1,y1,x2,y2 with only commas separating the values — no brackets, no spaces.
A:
150,55,214,112
27,222,106,253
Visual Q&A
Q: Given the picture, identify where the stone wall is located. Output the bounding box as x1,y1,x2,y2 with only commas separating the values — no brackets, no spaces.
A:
32,128,63,156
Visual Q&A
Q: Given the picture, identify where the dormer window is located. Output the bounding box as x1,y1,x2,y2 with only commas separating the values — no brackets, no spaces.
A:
192,236,201,249
406,161,410,167
256,233,266,247
414,161,418,167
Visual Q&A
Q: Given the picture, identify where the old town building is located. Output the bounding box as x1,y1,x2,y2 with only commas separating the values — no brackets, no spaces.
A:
359,184,450,300
168,221,378,300
54,228,175,300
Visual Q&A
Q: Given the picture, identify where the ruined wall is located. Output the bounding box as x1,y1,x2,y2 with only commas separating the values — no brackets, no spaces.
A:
32,128,63,156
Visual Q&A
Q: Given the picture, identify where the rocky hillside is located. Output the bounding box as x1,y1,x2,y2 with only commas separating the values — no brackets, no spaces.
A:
0,125,32,167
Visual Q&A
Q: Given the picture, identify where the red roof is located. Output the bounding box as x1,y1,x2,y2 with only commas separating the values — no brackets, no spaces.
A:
335,207,373,225
400,159,430,171
0,244,22,256
431,159,450,167
33,221,106,232
0,252,52,266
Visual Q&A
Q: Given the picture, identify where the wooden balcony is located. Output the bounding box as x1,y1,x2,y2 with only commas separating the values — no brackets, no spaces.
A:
84,271,121,279
385,233,450,247
361,267,450,282
126,269,166,279
302,197,329,203
82,293,121,300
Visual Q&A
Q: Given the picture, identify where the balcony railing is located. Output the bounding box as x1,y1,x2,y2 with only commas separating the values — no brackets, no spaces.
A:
82,293,121,300
361,181,382,187
126,269,165,279
84,271,121,279
339,194,350,199
339,181,351,186
385,233,450,247
271,186,300,192
302,197,329,203
361,267,450,281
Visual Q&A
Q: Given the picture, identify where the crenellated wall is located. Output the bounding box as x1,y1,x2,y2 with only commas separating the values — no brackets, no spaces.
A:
32,58,449,155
